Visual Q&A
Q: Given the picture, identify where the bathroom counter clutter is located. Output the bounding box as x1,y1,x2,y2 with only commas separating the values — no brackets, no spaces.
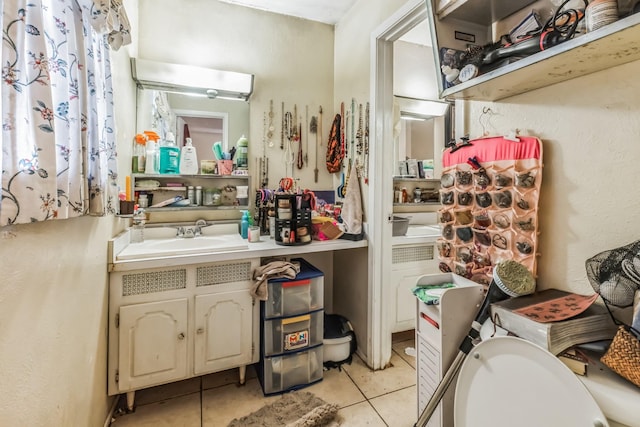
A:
108,225,368,272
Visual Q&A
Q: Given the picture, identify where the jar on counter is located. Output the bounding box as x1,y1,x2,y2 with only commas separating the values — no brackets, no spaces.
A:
203,188,215,206
195,186,202,206
187,186,195,205
138,193,149,208
394,188,402,204
413,187,422,203
212,189,222,206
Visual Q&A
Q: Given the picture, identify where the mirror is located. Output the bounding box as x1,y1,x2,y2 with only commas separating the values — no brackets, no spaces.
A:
393,96,449,178
136,88,250,164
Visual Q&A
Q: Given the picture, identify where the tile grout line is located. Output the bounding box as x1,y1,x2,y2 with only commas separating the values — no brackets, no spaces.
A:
200,376,203,427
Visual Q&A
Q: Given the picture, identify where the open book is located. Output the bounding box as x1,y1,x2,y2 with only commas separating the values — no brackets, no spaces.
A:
490,289,618,355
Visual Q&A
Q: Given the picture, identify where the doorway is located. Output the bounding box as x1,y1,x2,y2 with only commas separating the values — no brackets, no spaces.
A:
369,0,432,369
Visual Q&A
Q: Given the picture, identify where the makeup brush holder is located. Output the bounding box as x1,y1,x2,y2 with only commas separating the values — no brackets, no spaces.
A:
274,193,312,246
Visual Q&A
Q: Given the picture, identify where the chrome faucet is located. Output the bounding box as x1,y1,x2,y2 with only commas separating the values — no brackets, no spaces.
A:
175,220,208,238
194,219,207,236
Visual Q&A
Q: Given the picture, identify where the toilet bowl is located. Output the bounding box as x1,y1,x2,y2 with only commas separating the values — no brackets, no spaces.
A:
454,336,609,427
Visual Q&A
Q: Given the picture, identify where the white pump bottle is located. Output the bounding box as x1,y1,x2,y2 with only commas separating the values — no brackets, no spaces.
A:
179,138,199,175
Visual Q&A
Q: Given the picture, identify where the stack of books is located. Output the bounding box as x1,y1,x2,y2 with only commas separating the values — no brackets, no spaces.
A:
489,289,618,355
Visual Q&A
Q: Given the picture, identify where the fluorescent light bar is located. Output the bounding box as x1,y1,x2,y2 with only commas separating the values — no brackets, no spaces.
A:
400,111,431,121
131,58,254,101
396,96,449,118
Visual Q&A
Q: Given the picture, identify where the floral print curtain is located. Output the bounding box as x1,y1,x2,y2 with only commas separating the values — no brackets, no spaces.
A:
1,0,124,225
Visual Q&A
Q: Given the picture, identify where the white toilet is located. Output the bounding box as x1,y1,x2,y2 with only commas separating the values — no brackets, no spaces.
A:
453,336,638,427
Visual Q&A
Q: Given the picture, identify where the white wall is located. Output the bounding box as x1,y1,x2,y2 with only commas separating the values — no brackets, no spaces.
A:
137,0,336,194
394,40,439,100
462,60,640,294
0,2,137,425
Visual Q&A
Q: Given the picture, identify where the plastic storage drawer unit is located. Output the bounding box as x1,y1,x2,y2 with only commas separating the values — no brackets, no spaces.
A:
264,259,324,318
263,310,323,357
257,345,323,395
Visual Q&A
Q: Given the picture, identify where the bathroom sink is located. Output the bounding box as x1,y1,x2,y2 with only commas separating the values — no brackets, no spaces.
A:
405,225,441,237
117,223,248,260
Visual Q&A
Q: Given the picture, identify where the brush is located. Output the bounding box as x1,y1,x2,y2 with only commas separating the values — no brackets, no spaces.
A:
415,260,536,427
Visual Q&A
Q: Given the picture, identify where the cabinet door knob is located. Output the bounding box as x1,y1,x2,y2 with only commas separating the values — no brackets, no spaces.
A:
177,332,185,340
196,328,204,334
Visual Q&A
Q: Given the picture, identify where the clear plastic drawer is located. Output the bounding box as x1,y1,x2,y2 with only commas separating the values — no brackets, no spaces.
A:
263,259,324,318
258,345,323,395
263,310,323,357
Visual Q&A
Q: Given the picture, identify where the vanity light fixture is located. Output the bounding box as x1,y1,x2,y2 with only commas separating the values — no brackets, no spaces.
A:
400,111,432,121
131,58,254,101
396,96,449,119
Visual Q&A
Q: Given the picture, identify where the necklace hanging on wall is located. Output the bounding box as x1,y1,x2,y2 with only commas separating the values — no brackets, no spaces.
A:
267,99,275,147
364,102,370,184
283,110,295,176
261,112,269,188
356,103,364,178
280,101,285,150
304,105,309,166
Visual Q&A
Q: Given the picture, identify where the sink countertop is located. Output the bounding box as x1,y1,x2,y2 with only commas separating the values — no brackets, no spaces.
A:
392,224,441,246
109,229,368,272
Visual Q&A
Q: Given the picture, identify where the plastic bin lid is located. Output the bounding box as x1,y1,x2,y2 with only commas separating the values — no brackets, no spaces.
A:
324,314,354,339
269,258,324,282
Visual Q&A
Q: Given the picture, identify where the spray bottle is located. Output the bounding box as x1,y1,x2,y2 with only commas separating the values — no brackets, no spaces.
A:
144,131,160,174
132,134,146,173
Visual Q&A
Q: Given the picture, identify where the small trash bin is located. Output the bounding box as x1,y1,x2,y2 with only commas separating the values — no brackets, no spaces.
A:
323,314,357,368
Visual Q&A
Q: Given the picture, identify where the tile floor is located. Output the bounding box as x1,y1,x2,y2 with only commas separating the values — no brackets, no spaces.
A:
110,331,418,426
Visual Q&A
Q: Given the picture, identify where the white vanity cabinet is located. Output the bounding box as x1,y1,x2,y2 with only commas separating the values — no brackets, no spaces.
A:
108,258,260,410
193,290,254,375
391,243,440,333
117,298,189,392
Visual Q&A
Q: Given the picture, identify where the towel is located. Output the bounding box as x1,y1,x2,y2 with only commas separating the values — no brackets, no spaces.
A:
341,160,363,234
251,261,300,301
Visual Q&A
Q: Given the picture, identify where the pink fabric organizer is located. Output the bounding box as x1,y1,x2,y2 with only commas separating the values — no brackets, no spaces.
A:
437,136,542,285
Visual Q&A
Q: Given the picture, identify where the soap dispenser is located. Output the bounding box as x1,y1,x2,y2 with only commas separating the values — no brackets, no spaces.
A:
179,138,199,175
241,210,249,239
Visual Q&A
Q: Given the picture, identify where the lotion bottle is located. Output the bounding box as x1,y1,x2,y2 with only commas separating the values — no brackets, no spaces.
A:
241,210,249,239
179,138,199,175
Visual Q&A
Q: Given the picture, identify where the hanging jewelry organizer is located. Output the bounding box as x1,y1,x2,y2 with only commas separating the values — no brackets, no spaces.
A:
437,135,542,285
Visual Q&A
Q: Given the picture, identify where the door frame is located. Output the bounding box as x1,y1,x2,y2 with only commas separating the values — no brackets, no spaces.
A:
368,0,428,370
